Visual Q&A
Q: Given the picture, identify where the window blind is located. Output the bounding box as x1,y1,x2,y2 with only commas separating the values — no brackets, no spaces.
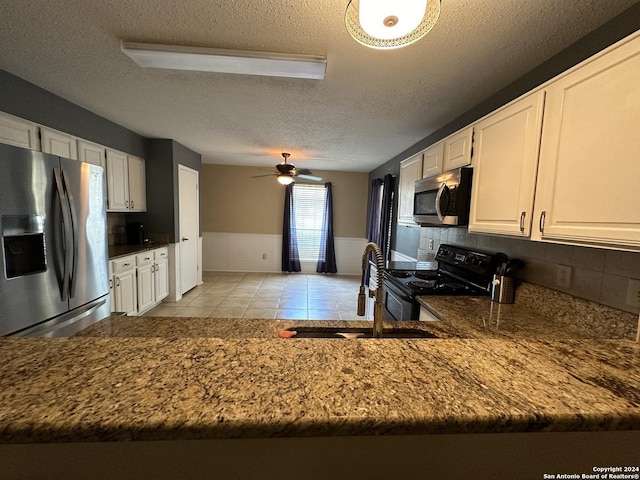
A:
292,184,326,262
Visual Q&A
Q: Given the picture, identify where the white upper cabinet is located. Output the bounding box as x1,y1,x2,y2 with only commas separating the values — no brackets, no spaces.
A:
421,140,444,178
127,155,146,212
105,150,147,212
106,149,130,211
398,153,423,225
77,139,106,168
40,126,78,160
469,90,545,236
531,32,640,249
443,126,473,170
0,111,40,150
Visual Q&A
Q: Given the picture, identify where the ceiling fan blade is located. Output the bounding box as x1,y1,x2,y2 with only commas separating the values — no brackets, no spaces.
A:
296,174,323,182
251,173,277,178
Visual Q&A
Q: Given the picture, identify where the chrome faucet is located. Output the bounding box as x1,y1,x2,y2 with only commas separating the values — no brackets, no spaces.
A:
357,242,385,338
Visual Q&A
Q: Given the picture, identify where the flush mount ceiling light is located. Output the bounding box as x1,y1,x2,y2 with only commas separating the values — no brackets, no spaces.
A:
120,42,327,80
345,0,441,50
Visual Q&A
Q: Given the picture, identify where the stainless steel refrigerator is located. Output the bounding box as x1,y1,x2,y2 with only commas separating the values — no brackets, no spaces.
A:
0,143,110,336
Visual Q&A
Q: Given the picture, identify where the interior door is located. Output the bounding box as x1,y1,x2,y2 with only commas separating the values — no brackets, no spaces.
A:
178,165,199,294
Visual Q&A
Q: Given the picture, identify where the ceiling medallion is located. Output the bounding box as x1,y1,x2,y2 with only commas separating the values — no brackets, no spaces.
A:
345,0,441,50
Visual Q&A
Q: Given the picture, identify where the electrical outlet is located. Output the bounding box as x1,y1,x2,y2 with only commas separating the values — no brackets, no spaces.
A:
556,265,572,288
626,279,640,308
262,253,267,260
428,239,434,250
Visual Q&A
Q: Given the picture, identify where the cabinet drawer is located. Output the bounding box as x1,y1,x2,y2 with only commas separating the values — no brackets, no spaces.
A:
136,251,155,266
112,255,136,274
154,247,168,260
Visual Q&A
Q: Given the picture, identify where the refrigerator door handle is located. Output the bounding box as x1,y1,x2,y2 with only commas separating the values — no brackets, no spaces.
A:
62,169,79,299
53,168,73,302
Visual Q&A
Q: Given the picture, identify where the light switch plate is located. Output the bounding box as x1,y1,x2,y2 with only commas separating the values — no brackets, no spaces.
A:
428,239,434,250
556,265,572,288
626,278,640,308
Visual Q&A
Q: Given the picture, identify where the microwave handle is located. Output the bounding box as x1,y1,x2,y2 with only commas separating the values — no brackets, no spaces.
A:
435,183,447,221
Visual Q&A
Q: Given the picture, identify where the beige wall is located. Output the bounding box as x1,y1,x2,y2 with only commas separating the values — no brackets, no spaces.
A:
200,164,368,238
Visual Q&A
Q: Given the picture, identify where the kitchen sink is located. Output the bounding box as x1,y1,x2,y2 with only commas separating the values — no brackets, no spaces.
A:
282,326,438,339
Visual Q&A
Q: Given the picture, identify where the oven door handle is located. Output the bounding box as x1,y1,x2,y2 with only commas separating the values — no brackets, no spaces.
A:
435,183,447,221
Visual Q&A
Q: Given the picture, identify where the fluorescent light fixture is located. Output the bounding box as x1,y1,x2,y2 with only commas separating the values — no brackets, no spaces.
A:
121,42,326,80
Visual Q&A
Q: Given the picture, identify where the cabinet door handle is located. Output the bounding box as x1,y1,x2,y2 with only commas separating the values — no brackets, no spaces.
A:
131,200,134,209
519,211,526,233
539,211,546,233
182,237,189,241
125,201,129,208
123,263,130,267
109,278,113,289
116,277,120,287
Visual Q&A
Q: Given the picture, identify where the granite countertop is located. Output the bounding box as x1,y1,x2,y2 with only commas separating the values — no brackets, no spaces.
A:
417,282,639,341
108,243,169,260
1,296,639,443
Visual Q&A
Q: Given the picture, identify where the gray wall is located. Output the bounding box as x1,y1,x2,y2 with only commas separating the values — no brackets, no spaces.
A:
0,70,145,157
0,69,202,245
171,141,202,240
369,2,640,258
131,139,202,244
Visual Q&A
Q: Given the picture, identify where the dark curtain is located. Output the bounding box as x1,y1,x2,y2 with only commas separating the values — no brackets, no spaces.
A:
281,184,301,272
380,174,395,263
367,178,383,246
316,182,337,273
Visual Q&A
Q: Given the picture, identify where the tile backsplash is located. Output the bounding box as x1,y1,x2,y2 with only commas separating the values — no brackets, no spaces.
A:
107,213,127,245
418,227,640,314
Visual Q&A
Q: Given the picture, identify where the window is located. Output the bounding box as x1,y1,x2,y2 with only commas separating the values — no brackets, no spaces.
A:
292,184,326,261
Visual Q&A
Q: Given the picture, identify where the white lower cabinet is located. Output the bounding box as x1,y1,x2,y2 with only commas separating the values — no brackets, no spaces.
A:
419,306,441,322
109,247,170,316
154,248,170,303
110,256,137,316
136,252,156,314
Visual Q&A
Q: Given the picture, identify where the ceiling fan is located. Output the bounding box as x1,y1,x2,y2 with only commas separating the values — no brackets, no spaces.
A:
251,153,323,185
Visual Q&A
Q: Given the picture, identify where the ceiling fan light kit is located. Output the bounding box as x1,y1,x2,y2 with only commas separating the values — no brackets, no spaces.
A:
121,42,327,80
277,174,295,185
252,153,323,185
345,0,441,49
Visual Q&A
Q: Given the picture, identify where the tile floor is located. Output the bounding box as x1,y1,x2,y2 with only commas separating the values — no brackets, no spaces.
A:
143,271,364,320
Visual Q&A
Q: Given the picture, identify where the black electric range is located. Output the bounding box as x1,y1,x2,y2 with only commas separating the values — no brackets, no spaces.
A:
383,244,498,321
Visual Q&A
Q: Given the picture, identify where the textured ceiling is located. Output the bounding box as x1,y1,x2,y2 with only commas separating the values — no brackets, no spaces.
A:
0,0,637,172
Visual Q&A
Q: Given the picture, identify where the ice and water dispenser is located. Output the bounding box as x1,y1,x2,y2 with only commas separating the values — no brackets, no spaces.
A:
2,215,47,278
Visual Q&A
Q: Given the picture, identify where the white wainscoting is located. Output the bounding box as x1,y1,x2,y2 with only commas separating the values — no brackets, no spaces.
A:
202,232,368,275
391,250,417,262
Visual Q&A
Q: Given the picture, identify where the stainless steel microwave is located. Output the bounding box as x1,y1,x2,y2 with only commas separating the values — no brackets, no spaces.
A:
413,167,473,226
